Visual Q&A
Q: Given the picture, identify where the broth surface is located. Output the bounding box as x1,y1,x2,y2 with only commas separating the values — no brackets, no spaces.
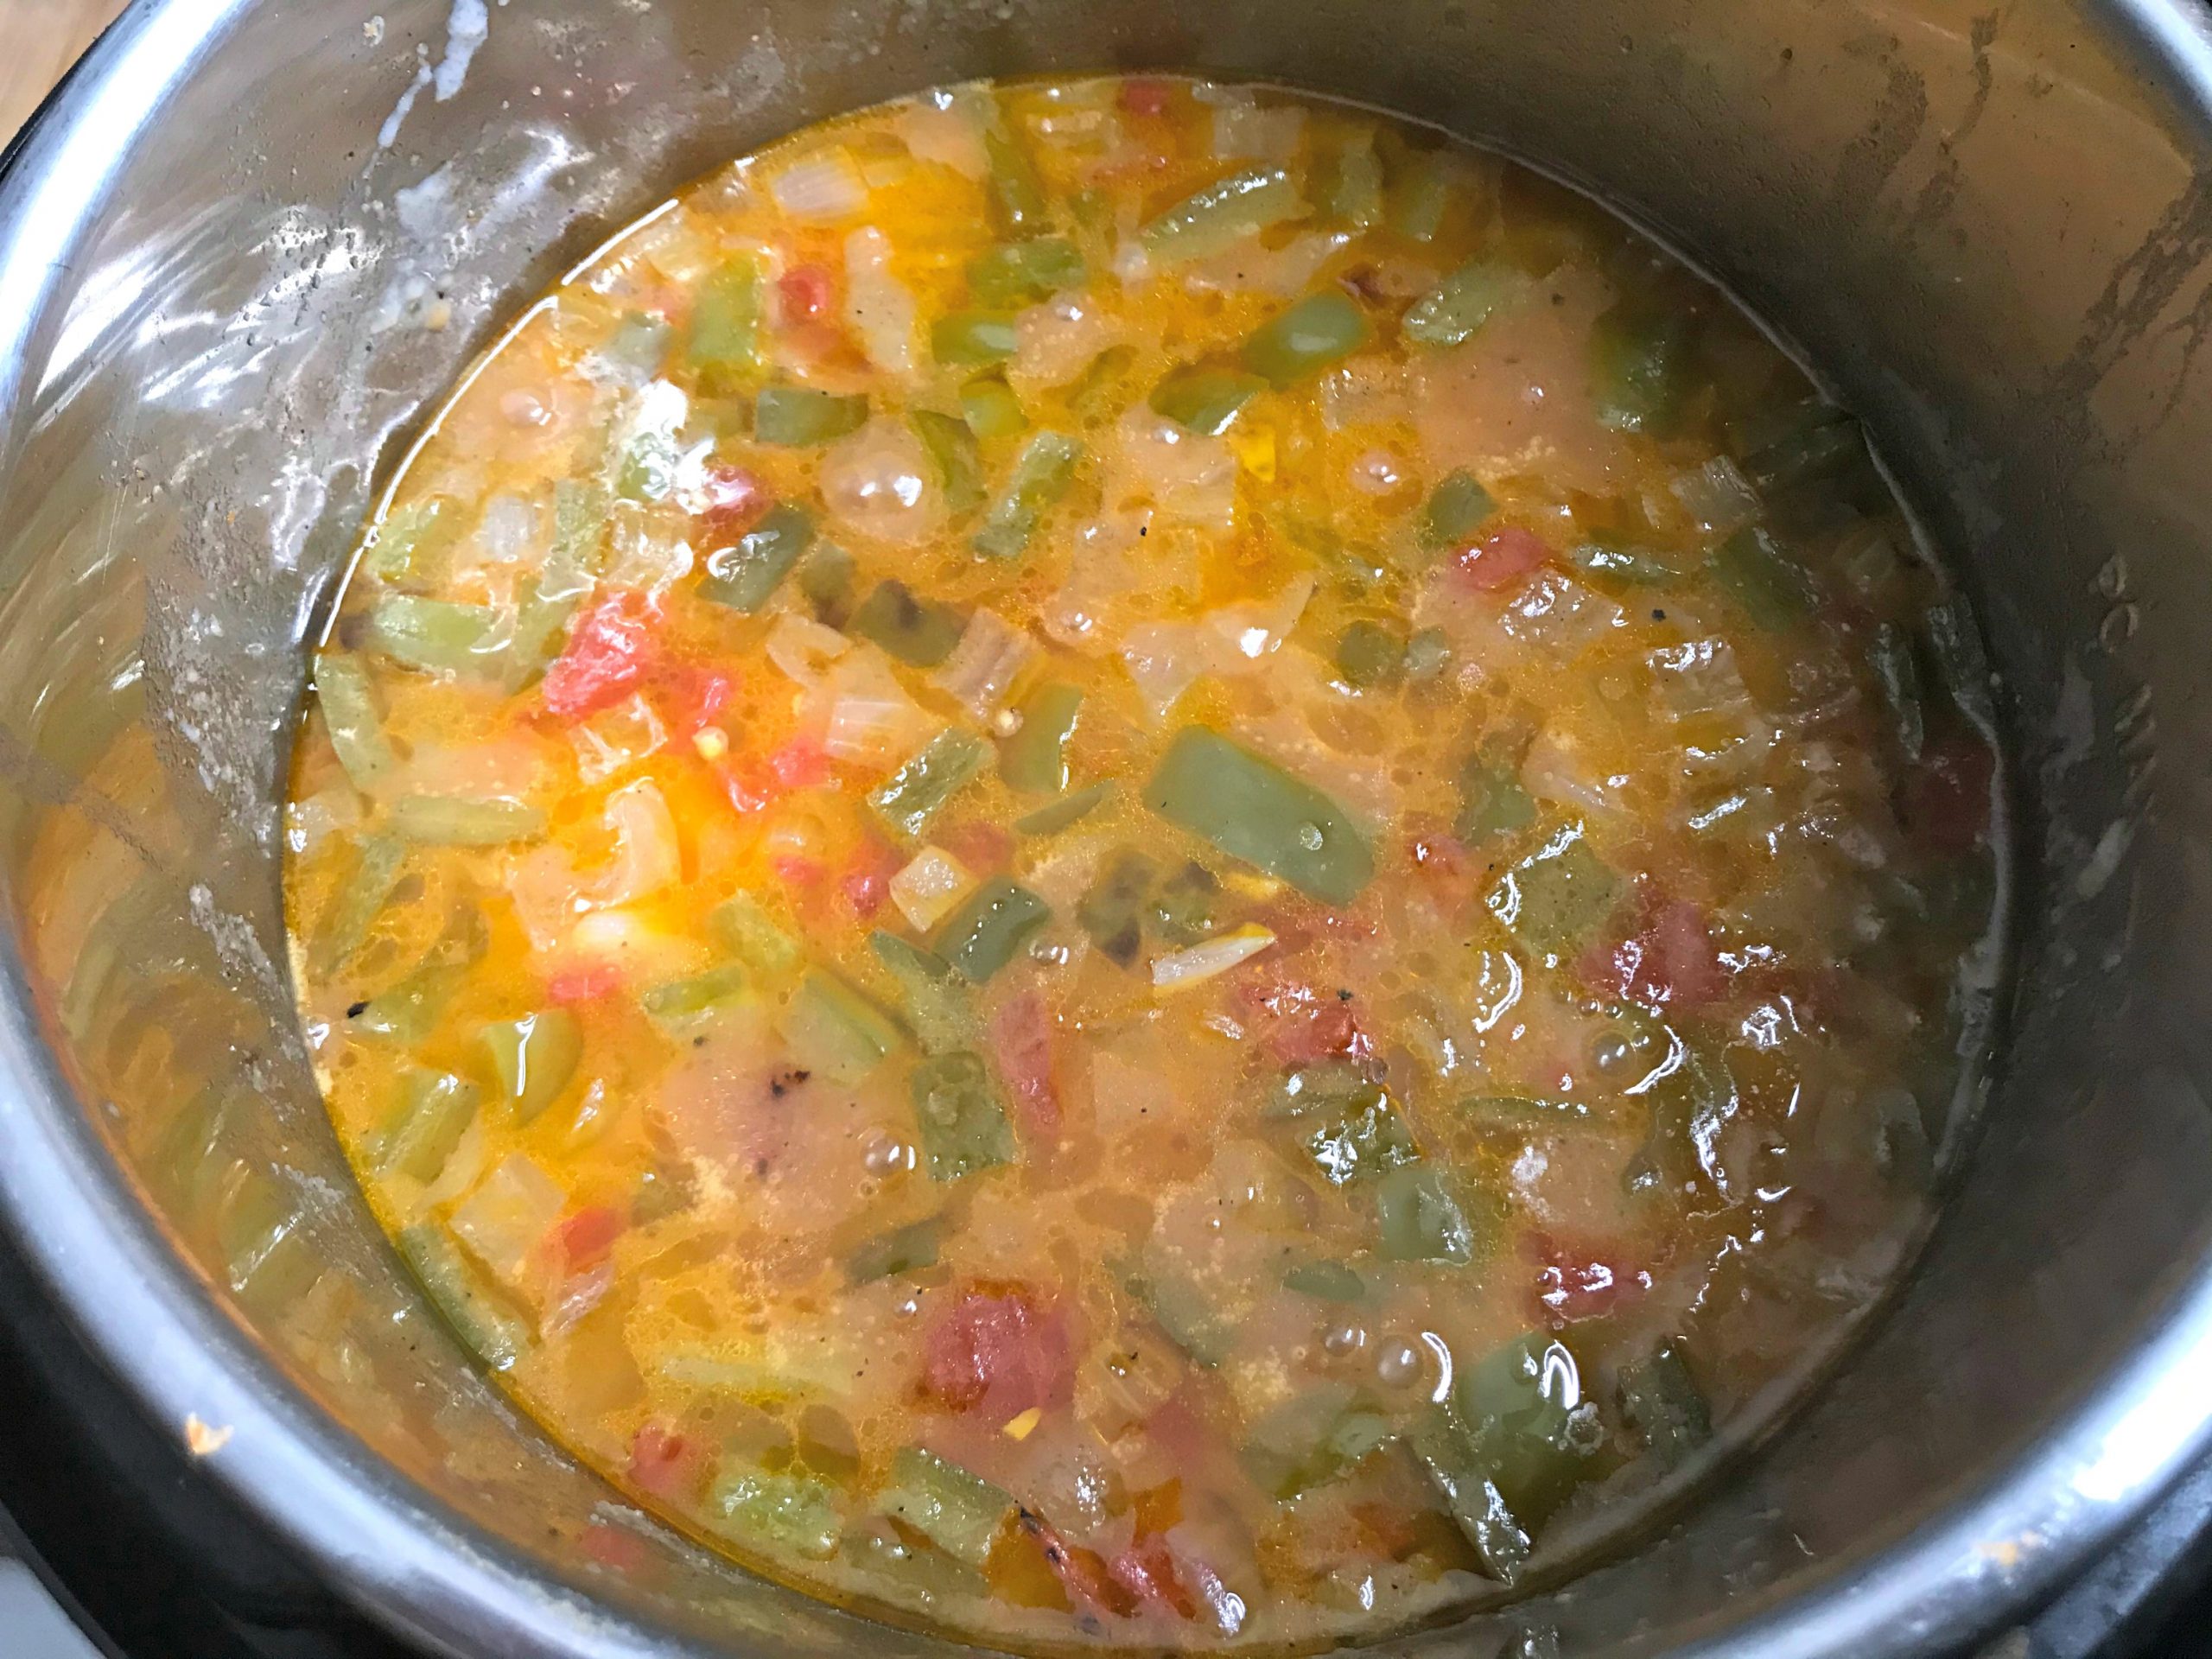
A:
283,76,2003,1651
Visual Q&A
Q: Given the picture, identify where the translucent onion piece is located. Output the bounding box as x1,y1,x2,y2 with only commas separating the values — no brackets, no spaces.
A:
449,1154,567,1290
766,612,852,686
770,149,868,222
820,651,936,765
894,89,989,180
1151,924,1277,991
571,693,668,784
598,779,682,907
1118,575,1315,720
1497,570,1624,658
1211,97,1305,162
845,227,920,380
1009,296,1122,396
889,846,978,932
931,609,1037,718
1669,454,1761,538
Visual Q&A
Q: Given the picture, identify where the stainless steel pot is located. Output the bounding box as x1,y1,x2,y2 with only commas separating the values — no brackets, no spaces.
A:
0,2,2205,1654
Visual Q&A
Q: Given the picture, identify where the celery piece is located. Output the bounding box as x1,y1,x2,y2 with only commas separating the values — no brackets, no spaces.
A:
1148,365,1267,436
869,729,988,840
1592,302,1692,434
368,1069,480,1185
1282,1259,1366,1303
398,1222,529,1370
508,480,611,686
1014,779,1113,838
308,833,406,978
389,794,548,847
931,308,1021,369
1335,620,1406,690
966,236,1085,308
365,594,506,677
869,931,981,1056
849,579,967,668
1617,1340,1713,1469
313,652,396,790
998,681,1083,793
1868,620,1926,762
1402,261,1527,347
846,1217,943,1285
1243,291,1373,390
709,1466,842,1560
1386,151,1453,243
880,1446,1011,1567
480,1010,582,1124
961,376,1029,440
1456,745,1536,844
1324,133,1384,229
984,124,1051,237
1742,404,1866,495
1421,469,1495,550
776,969,902,1084
754,385,868,447
1076,848,1159,969
911,1050,1014,1180
911,409,984,514
1141,165,1305,264
933,877,1051,983
639,963,750,1033
1484,821,1623,959
355,959,467,1045
1376,1165,1479,1265
1065,344,1138,424
711,893,802,982
699,502,815,611
1145,728,1374,905
971,430,1082,560
1708,525,1816,630
363,494,464,585
687,253,764,391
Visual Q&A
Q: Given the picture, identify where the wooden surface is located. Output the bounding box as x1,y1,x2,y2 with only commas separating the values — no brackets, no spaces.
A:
0,0,124,143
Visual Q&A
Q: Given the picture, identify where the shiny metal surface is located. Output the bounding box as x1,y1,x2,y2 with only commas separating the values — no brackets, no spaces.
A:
0,2,2205,1656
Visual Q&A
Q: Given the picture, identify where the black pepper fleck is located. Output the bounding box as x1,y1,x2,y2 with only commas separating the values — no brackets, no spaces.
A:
1651,608,1667,621
346,1001,368,1019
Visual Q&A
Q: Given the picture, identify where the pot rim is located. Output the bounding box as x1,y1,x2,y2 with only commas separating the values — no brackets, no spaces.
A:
2,3,2210,1656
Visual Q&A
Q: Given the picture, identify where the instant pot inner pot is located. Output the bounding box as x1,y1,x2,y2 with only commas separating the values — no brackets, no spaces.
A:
0,3,2208,1656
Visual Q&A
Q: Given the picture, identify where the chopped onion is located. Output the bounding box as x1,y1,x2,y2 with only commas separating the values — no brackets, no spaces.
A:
450,1154,567,1288
820,417,943,546
1317,357,1410,430
1119,575,1315,719
572,692,669,783
1646,638,1754,720
598,779,682,907
1042,509,1153,652
766,612,852,686
545,1260,616,1335
1110,406,1238,529
1010,296,1122,395
602,500,696,596
819,650,935,764
474,493,543,566
1520,726,1620,818
894,89,989,180
932,609,1037,718
769,149,868,221
1497,570,1624,658
1211,98,1305,162
845,227,919,380
1152,924,1277,990
1184,230,1352,297
1670,455,1761,537
889,846,977,931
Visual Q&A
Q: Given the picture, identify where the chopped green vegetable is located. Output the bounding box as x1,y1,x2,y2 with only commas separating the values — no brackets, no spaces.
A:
1148,861,1220,946
1421,469,1496,550
1708,525,1816,630
1376,1164,1479,1263
984,124,1051,237
1485,821,1623,958
1241,1383,1395,1497
711,893,802,982
910,410,984,514
1141,165,1306,264
363,494,464,585
1564,539,1679,584
709,1467,842,1559
1626,1029,1737,1197
869,729,989,839
841,1522,989,1602
1145,727,1374,905
365,594,506,677
1403,261,1527,347
999,681,1084,794
508,480,611,686
308,834,405,977
911,1049,1015,1180
686,254,764,391
971,431,1082,560
1065,343,1138,423
1335,620,1406,690
1077,849,1159,969
1456,745,1536,843
1124,1255,1236,1365
355,959,468,1045
1404,627,1452,683
1742,404,1865,495
960,376,1028,440
479,1010,582,1124
639,963,751,1033
880,1446,1011,1567
777,970,903,1084
931,309,1021,369
967,236,1086,308
846,1217,942,1285
849,579,967,668
597,310,672,378
699,502,815,611
398,1222,529,1371
1016,780,1113,837
869,931,981,1055
1868,621,1925,762
1148,365,1267,436
796,538,856,623
1323,133,1384,229
753,385,868,447
1592,303,1692,434
388,794,548,847
314,652,396,790
1617,1340,1713,1468
1386,151,1453,242
1268,1061,1418,1185
1241,291,1372,389
368,1069,480,1185
934,877,1051,983
1282,1259,1366,1302
1408,1417,1531,1582
1452,1333,1605,1522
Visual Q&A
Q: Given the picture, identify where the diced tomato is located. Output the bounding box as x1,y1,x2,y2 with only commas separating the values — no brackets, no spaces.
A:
936,819,1014,874
1526,1229,1653,1326
1585,899,1726,1009
1452,525,1550,592
1107,1539,1197,1619
1405,816,1469,878
1898,736,1993,855
1018,1509,1130,1620
1240,975,1373,1066
772,855,827,887
696,462,768,540
542,590,658,720
580,1521,652,1573
553,1205,626,1274
1117,78,1173,117
840,836,901,920
627,1422,709,1502
656,666,732,735
990,991,1060,1137
778,263,836,322
717,737,827,817
921,1288,1072,1417
547,963,624,1004
767,736,832,790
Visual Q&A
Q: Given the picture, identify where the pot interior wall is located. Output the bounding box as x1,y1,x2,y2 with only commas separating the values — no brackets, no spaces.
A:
0,1,2208,1655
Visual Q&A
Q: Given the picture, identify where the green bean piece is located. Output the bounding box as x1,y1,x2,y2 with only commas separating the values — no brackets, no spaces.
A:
1077,848,1160,969
846,1217,943,1285
1453,1333,1605,1523
1268,1061,1419,1185
1148,365,1267,436
1592,302,1692,434
931,308,1021,369
910,410,984,514
362,494,464,585
934,877,1051,983
639,963,751,1033
1386,151,1453,242
966,236,1086,308
1616,1340,1713,1469
1456,745,1536,843
709,1467,842,1560
308,834,405,977
869,728,989,840
1867,621,1926,762
776,969,903,1084
1485,821,1623,959
796,540,855,626
983,124,1051,237
508,480,611,686
1141,165,1306,264
312,651,395,791
1403,261,1527,347
999,681,1084,793
699,502,816,611
880,1446,1012,1567
1015,780,1113,838
479,1010,582,1124
599,310,673,380
849,579,967,669
753,385,868,447
389,794,548,847
1335,620,1407,690
1283,1259,1367,1302
961,376,1029,440
1421,469,1496,550
1241,1384,1396,1498
1375,1164,1478,1264
1564,539,1679,584
1065,343,1138,423
971,431,1082,560
365,594,506,677
1324,132,1384,229
1241,291,1373,390
355,958,468,1045
1145,728,1374,905
369,1069,480,1185
1708,525,1816,630
869,931,982,1056
1742,404,1865,496
911,1049,1015,1180
1123,1253,1236,1365
686,254,765,392
1403,627,1452,683
398,1223,529,1371
1408,1416,1531,1583
711,893,802,982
